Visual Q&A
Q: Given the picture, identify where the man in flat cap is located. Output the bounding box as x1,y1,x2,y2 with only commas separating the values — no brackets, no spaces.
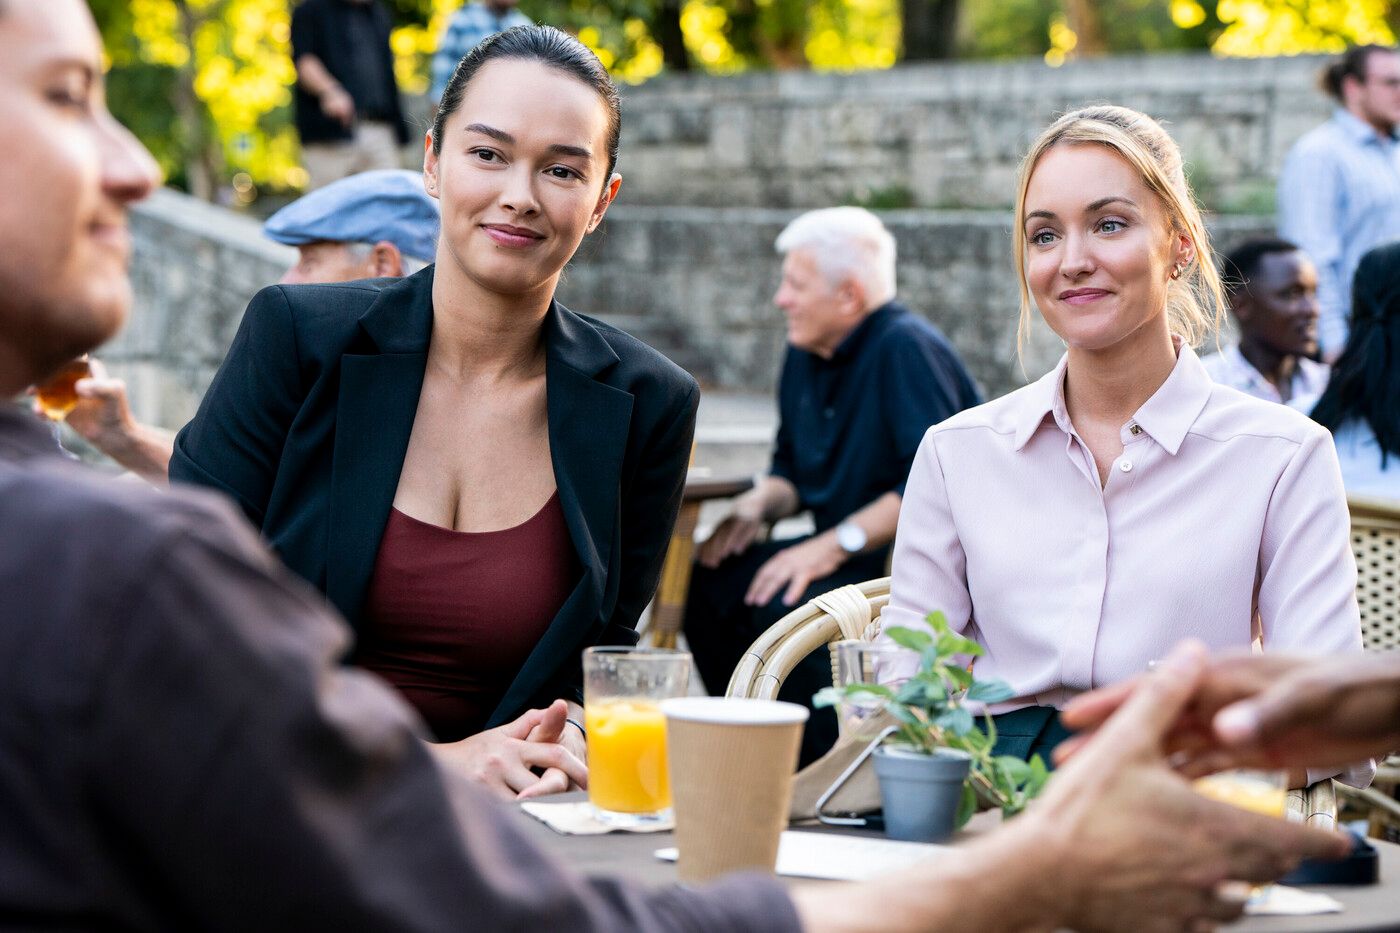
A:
63,170,440,484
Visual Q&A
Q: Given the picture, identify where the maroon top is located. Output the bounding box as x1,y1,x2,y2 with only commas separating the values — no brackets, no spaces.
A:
356,491,580,741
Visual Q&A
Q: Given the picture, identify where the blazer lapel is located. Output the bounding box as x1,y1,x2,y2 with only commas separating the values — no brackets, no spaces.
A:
486,303,633,726
324,271,434,625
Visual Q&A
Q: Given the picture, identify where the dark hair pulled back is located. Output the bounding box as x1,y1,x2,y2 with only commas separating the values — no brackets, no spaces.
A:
1310,242,1400,468
1320,45,1395,102
431,25,621,182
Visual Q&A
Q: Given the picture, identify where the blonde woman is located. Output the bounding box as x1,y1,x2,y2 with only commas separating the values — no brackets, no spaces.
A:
882,106,1370,787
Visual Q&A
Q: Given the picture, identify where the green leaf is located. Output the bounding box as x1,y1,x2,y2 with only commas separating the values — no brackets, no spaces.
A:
886,626,934,653
935,707,974,736
966,679,1015,703
1025,755,1050,796
812,687,842,709
937,632,984,658
945,665,974,690
955,781,978,828
924,610,950,635
993,755,1032,785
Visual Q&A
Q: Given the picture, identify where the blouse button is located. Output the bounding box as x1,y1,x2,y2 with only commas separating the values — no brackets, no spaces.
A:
1119,460,1133,473
1129,423,1142,436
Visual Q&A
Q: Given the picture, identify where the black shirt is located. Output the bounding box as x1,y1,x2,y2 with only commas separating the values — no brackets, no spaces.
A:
290,0,409,145
770,301,982,535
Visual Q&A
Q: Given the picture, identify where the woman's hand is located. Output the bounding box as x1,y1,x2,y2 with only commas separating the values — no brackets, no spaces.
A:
521,699,589,800
432,700,587,801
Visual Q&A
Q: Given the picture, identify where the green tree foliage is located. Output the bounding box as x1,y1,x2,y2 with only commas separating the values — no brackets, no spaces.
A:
93,0,1397,203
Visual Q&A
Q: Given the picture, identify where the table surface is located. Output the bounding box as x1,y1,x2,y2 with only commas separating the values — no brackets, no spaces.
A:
683,472,755,502
513,794,1400,932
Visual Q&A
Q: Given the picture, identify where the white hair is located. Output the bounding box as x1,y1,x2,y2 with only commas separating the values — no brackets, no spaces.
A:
346,241,431,275
774,207,897,307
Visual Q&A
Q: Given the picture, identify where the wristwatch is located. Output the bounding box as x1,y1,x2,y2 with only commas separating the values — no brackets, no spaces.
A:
835,521,868,555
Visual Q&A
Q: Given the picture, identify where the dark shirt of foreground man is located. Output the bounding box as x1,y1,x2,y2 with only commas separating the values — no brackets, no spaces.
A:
0,406,798,932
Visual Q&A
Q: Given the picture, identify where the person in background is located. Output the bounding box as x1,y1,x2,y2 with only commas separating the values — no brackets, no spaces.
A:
64,169,440,485
290,0,411,188
882,105,1370,789
1201,237,1327,405
1307,241,1400,499
1278,44,1400,362
686,206,982,766
0,4,1352,929
431,0,532,105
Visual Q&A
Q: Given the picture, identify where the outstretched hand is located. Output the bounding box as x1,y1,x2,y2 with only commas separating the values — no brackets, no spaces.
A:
1024,641,1348,932
1057,651,1400,775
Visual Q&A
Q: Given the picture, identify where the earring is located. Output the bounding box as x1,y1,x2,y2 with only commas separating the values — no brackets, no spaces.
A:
1170,263,1183,280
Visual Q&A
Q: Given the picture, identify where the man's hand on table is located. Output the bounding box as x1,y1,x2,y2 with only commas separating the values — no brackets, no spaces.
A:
1057,651,1400,775
744,533,846,608
792,641,1349,933
432,699,587,801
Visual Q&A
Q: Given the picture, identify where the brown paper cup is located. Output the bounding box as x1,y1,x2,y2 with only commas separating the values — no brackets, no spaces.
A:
660,697,808,883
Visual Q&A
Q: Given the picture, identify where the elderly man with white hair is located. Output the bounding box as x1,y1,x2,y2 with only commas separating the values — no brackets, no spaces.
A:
687,206,981,765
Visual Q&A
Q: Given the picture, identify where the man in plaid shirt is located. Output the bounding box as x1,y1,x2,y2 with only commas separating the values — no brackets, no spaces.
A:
430,0,532,103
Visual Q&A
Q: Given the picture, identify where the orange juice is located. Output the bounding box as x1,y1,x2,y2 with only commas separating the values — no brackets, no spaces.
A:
1193,773,1287,817
33,358,91,421
586,698,670,814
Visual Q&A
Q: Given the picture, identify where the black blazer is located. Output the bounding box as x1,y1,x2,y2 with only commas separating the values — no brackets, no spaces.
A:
170,268,699,728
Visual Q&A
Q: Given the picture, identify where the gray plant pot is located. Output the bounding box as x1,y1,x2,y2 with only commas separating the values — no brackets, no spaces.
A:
872,745,973,843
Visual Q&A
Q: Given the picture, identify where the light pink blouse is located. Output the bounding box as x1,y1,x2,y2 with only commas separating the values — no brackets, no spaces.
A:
882,344,1371,785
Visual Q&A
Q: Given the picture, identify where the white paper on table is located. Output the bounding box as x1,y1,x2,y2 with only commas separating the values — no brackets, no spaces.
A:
655,830,949,881
1244,885,1344,916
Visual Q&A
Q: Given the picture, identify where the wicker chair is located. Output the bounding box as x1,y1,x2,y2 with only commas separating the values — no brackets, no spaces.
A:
725,578,889,699
1349,495,1400,654
1337,495,1400,837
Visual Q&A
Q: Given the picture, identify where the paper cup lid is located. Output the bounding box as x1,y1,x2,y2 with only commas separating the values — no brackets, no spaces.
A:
660,697,810,725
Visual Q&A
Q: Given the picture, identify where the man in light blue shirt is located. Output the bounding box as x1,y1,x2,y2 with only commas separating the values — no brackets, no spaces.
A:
430,0,532,103
1278,44,1400,362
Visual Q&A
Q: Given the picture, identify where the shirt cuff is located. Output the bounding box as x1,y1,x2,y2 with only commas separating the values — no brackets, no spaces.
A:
1307,758,1376,790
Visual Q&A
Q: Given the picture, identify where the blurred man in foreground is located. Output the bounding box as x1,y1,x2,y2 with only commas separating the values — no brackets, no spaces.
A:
64,168,439,484
0,2,1351,930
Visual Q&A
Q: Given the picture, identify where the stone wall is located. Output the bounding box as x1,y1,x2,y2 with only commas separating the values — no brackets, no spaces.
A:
568,205,1271,397
114,191,1268,430
615,52,1332,212
107,50,1328,427
109,188,294,431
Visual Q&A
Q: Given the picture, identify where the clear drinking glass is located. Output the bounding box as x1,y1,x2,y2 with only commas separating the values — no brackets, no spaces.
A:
583,646,692,827
831,639,916,737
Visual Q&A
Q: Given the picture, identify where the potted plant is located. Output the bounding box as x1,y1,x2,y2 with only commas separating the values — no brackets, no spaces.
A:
814,611,1049,842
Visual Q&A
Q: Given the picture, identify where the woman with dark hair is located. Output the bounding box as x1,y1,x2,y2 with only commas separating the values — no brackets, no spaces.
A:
1309,241,1400,498
170,26,699,799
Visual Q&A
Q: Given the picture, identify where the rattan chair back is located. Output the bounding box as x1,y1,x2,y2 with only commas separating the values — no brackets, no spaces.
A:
1349,496,1400,653
725,578,891,700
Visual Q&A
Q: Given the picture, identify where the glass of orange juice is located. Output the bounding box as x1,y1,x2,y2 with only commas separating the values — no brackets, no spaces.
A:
583,646,691,827
1193,769,1288,817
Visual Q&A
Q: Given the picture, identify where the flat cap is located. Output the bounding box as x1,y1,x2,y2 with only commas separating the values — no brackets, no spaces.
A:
264,170,440,262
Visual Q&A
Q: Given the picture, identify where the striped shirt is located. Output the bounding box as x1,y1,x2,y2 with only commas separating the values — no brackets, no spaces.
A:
1278,108,1400,357
430,2,533,101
